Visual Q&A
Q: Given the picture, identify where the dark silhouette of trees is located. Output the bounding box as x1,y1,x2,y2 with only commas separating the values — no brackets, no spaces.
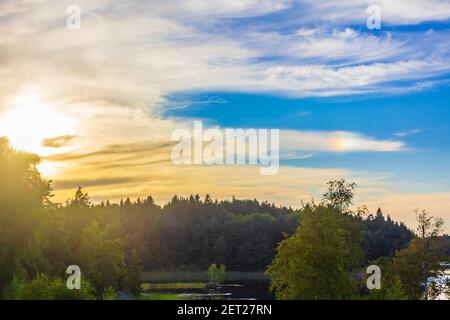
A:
361,208,413,262
115,194,299,271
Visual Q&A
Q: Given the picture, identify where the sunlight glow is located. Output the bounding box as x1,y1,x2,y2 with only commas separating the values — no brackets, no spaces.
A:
37,160,64,178
0,93,78,156
332,132,347,152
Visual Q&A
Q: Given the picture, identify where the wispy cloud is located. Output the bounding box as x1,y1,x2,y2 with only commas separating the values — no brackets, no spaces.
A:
41,135,78,148
281,130,406,154
293,0,450,25
394,129,422,137
1,0,450,106
245,27,408,64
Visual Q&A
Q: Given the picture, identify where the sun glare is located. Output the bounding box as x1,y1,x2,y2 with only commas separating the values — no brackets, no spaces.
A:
0,93,77,156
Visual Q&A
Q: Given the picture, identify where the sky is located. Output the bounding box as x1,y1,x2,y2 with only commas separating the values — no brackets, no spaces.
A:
0,0,449,231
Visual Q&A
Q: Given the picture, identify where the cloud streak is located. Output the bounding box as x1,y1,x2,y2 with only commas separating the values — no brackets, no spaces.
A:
292,0,450,25
281,130,406,153
41,135,78,148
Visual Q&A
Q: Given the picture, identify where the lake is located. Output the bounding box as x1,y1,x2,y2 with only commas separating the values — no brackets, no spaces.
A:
140,271,274,300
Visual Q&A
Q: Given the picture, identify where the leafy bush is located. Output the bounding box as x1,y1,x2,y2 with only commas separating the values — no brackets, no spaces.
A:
4,274,96,300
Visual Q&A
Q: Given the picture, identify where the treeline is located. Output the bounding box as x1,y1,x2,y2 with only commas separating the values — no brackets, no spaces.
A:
95,195,299,271
88,193,412,272
0,137,434,299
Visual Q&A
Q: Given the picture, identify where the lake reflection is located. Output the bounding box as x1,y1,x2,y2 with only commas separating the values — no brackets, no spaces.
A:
140,272,274,300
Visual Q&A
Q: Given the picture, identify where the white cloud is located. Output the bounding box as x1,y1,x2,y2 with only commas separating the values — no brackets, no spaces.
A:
247,27,407,64
394,129,422,137
1,0,450,106
160,0,292,18
280,130,405,154
263,59,450,96
295,0,450,25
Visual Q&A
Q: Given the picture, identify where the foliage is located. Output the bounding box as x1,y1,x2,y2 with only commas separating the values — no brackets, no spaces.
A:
0,139,140,299
102,287,118,300
361,208,413,262
366,278,410,300
267,205,363,299
4,274,95,300
117,195,299,271
322,179,357,212
207,263,226,284
365,210,449,300
388,210,448,299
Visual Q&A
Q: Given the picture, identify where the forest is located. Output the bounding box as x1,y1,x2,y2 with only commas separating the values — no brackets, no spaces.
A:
0,137,448,299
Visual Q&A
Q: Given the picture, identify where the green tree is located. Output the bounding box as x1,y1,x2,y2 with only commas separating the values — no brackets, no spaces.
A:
207,263,226,284
65,187,91,213
207,263,218,284
123,249,142,295
322,179,357,212
389,210,448,299
4,274,95,300
366,278,409,300
75,220,129,297
267,206,363,299
217,264,226,284
0,138,52,291
102,287,118,300
211,236,228,266
76,220,103,293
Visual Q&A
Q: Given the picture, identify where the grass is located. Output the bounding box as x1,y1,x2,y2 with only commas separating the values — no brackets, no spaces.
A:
140,271,267,282
137,293,189,300
141,282,204,290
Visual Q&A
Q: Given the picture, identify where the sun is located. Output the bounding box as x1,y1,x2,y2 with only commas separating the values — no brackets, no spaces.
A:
0,92,78,157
